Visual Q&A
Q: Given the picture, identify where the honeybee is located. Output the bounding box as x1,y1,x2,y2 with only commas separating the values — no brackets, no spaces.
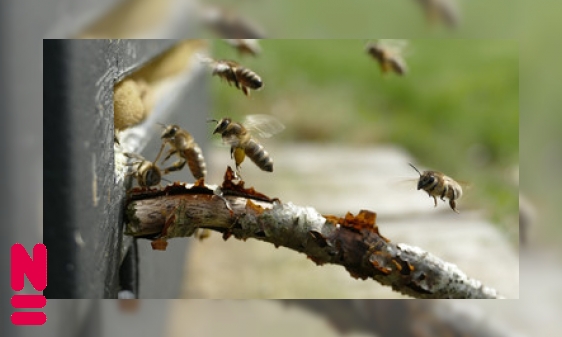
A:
199,5,266,39
211,115,284,175
224,39,261,57
414,0,460,28
123,152,162,187
157,124,207,181
409,163,463,213
199,56,263,96
366,40,408,76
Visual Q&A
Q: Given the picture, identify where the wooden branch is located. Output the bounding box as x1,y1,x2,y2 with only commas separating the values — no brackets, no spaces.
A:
124,167,502,299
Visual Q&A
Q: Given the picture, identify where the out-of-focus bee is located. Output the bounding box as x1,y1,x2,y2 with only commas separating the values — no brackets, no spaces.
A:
414,0,460,29
366,40,408,76
409,163,463,213
211,115,284,175
123,152,162,188
158,124,207,181
223,39,261,57
199,5,266,39
199,56,263,96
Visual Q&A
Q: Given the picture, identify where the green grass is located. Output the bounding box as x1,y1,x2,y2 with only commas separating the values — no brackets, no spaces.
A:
209,39,519,242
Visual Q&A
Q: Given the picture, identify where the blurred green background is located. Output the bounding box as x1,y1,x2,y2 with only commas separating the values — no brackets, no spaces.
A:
204,0,519,38
208,39,519,244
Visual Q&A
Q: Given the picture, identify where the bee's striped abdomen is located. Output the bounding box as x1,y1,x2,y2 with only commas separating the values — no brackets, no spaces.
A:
183,145,207,180
235,67,262,90
244,138,273,172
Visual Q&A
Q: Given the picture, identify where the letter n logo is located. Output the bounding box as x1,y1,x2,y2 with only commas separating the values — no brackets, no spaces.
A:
11,243,47,325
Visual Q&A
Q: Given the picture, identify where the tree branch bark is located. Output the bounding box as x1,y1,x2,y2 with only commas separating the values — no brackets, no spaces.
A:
124,167,502,299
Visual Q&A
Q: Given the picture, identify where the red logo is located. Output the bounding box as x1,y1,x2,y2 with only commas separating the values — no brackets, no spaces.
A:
11,243,47,325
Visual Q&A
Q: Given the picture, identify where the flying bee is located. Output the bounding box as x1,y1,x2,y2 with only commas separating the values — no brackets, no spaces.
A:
123,152,162,188
366,39,408,76
409,163,464,213
199,56,263,96
199,5,266,39
414,0,460,29
223,39,261,57
210,115,285,175
157,124,207,181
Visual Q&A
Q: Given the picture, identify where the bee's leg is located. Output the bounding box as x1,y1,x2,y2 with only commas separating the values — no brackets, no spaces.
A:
432,196,438,207
153,143,167,163
123,160,142,167
230,147,235,159
235,165,243,180
125,171,137,179
231,147,245,180
162,149,178,163
381,60,390,74
124,163,141,187
162,158,186,174
241,86,250,96
125,161,143,176
450,200,459,214
440,186,448,201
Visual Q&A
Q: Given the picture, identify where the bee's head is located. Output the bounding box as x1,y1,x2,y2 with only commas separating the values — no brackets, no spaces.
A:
417,174,436,190
366,43,383,59
211,117,231,134
161,124,180,139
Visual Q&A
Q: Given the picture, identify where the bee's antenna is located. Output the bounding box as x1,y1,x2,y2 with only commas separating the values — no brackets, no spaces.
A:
408,163,422,176
161,177,172,183
156,122,167,128
207,118,219,123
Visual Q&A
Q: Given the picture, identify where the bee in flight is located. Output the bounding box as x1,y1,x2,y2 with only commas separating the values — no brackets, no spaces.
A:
198,5,266,39
123,152,163,188
413,0,460,29
157,124,207,182
223,39,261,57
409,163,464,213
210,115,284,176
198,56,263,96
366,39,408,76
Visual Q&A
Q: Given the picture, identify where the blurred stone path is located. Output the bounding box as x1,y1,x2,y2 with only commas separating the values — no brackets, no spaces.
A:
180,143,519,298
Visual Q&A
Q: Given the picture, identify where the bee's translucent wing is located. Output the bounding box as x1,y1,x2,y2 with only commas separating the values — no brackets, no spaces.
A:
378,39,408,52
390,178,419,190
243,114,285,138
224,39,262,55
456,180,473,190
195,53,216,66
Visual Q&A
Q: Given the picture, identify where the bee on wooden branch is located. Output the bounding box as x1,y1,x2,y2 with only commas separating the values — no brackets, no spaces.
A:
123,152,163,188
157,124,207,183
199,56,263,96
409,163,466,213
366,39,408,76
210,115,284,177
